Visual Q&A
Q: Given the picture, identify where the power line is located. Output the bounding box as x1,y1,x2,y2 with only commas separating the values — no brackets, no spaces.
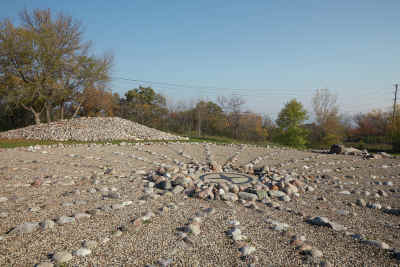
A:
112,76,321,95
111,77,390,98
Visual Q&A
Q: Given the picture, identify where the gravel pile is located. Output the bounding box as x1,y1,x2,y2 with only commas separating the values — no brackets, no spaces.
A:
0,117,187,141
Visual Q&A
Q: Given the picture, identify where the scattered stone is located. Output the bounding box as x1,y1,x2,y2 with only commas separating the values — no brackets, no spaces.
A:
238,192,258,202
361,239,390,249
356,199,366,207
52,251,73,263
367,202,382,210
82,240,98,249
186,223,201,236
74,213,91,219
9,222,39,234
240,245,256,256
73,247,91,257
39,220,55,230
29,207,41,212
35,262,54,267
112,230,123,237
107,192,121,199
307,217,347,231
172,185,184,194
266,219,290,231
56,216,76,225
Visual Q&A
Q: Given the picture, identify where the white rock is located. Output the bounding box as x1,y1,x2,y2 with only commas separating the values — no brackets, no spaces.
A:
73,247,91,257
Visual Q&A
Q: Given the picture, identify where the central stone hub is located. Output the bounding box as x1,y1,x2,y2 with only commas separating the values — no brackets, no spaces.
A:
200,172,255,185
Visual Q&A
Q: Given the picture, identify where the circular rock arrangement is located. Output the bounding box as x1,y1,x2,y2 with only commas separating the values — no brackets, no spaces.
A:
0,117,187,141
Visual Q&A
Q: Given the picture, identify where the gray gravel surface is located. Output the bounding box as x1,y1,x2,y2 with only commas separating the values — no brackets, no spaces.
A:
0,142,399,266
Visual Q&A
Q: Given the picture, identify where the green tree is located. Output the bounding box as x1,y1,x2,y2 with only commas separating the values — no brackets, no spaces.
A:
121,86,167,127
275,99,309,148
0,9,112,124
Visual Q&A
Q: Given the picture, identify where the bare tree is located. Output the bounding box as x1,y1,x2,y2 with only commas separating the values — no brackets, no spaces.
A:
218,95,245,139
312,89,343,145
312,89,339,125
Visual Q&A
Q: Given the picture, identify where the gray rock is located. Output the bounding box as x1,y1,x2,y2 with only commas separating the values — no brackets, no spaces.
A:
10,222,39,234
52,251,73,263
367,202,382,210
240,245,256,256
112,230,123,237
238,192,258,202
28,207,41,212
361,239,390,249
336,209,350,216
268,190,287,198
111,204,124,210
279,195,291,202
73,247,91,256
39,219,55,230
157,258,173,266
56,216,75,225
222,192,239,202
74,213,91,219
143,187,154,194
311,248,323,258
308,216,347,231
256,190,269,200
356,199,366,207
186,223,201,236
35,262,54,267
266,219,290,231
383,181,393,186
83,240,98,249
173,177,191,187
172,185,184,194
383,208,400,216
107,192,121,199
158,180,172,190
330,144,345,154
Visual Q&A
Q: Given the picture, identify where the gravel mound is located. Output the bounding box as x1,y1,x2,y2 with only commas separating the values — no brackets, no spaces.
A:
0,117,187,141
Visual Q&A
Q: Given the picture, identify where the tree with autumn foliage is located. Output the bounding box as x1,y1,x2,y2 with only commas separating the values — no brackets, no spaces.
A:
0,9,112,124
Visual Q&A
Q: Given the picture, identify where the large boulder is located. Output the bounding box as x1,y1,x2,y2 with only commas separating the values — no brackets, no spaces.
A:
330,144,345,154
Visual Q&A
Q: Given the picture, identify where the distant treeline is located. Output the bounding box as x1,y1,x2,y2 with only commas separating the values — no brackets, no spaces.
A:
1,9,399,151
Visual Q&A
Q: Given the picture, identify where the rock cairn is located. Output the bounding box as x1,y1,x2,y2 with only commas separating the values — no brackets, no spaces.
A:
0,117,187,141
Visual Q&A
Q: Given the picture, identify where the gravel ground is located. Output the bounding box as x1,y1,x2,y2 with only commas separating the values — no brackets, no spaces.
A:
0,142,399,267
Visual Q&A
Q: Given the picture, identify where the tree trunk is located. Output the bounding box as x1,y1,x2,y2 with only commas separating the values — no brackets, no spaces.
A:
33,111,41,125
60,102,64,120
197,109,201,137
21,103,42,125
72,103,81,118
46,103,52,123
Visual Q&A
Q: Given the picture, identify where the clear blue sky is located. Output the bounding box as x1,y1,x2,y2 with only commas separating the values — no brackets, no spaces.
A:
1,0,399,118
